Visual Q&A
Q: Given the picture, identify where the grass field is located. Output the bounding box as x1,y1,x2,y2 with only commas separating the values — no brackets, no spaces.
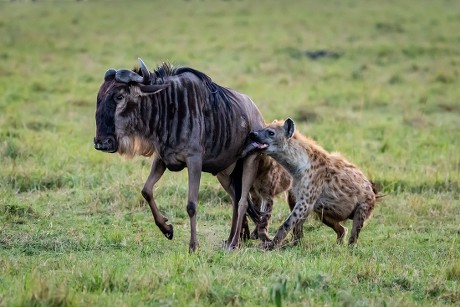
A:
0,0,459,306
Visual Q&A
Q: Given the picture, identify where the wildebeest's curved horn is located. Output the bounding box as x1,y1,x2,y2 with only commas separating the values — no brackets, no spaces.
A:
115,69,144,84
104,69,116,81
139,83,170,94
138,57,151,84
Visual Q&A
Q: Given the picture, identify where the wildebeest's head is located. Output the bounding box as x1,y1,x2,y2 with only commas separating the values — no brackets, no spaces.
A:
94,58,169,153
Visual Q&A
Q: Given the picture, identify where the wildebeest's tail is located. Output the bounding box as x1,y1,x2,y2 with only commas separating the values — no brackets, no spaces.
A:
230,159,261,224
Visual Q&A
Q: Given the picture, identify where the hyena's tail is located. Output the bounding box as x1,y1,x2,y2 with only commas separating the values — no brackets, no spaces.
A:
371,181,386,200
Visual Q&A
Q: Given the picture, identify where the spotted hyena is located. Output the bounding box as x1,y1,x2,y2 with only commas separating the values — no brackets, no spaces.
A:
248,154,298,243
247,118,377,247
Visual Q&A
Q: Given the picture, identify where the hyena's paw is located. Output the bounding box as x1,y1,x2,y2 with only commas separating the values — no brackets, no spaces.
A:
250,228,259,240
260,239,275,250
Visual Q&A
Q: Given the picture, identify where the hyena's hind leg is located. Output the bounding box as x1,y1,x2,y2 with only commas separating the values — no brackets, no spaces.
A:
349,200,375,245
320,215,348,244
255,197,274,242
248,193,274,242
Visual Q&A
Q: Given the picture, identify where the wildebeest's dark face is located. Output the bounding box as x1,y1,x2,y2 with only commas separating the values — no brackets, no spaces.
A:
94,76,127,153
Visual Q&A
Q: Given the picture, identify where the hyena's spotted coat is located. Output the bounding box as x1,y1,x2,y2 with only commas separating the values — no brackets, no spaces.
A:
248,118,377,247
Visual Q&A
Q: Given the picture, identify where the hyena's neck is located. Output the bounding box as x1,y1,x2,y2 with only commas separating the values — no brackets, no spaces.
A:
271,137,327,180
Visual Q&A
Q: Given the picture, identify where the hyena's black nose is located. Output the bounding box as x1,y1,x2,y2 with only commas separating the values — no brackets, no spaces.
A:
249,131,258,140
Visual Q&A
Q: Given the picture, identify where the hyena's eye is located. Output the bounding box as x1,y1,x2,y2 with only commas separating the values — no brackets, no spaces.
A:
268,130,275,136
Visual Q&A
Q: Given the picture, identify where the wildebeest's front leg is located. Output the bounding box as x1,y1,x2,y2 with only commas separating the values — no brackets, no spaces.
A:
186,156,202,253
142,157,173,239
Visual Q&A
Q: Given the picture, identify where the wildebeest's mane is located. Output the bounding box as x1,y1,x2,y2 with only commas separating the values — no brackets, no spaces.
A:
133,63,236,109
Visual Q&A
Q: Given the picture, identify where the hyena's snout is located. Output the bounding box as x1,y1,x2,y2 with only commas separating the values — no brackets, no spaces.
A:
248,131,269,150
249,131,259,141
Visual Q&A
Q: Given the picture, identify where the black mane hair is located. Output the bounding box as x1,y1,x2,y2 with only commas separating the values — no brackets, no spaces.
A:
133,63,236,109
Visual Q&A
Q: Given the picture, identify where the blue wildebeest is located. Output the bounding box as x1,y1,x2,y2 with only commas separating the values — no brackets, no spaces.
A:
94,58,265,252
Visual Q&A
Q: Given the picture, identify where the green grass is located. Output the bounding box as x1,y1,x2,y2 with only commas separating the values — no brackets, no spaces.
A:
0,0,459,306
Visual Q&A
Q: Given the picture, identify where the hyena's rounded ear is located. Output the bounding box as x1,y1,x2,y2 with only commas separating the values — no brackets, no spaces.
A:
284,118,295,139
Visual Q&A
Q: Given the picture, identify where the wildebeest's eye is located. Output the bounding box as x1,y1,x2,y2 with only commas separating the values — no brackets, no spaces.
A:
268,130,275,136
114,94,124,102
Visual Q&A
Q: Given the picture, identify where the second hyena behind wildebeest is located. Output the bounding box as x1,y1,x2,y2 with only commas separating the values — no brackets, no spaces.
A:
248,154,298,243
247,118,377,248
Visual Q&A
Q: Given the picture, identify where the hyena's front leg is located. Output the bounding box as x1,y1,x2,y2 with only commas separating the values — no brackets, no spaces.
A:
270,201,313,248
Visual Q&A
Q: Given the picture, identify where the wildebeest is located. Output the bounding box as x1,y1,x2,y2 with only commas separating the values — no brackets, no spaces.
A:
247,119,377,248
94,58,265,252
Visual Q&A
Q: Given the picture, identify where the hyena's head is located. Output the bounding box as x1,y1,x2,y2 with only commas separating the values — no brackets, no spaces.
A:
248,118,295,155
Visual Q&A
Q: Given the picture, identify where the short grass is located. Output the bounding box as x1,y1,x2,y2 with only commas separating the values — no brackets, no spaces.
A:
0,0,459,306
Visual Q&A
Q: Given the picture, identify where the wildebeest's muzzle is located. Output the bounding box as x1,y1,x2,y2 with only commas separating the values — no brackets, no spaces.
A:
94,94,118,153
94,135,117,153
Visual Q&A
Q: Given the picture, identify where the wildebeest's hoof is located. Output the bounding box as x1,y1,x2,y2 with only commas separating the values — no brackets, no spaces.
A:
225,239,240,251
189,241,199,253
226,244,239,251
162,224,174,240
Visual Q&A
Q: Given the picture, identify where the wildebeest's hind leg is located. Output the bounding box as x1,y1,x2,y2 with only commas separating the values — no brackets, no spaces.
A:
216,164,238,244
227,154,260,249
142,157,173,239
185,156,203,253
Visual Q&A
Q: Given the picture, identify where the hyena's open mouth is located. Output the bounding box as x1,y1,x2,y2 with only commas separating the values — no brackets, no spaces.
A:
248,132,269,150
241,133,269,157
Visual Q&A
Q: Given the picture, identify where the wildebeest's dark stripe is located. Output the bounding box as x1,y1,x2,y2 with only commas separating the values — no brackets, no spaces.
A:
149,96,157,136
203,91,222,155
176,79,188,144
140,97,150,133
186,83,195,141
194,85,205,146
221,100,229,150
158,89,168,145
166,82,176,146
188,81,197,127
166,81,177,146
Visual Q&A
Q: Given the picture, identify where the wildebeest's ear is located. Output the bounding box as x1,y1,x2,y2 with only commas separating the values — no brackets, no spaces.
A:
284,118,295,139
104,69,116,81
139,83,170,94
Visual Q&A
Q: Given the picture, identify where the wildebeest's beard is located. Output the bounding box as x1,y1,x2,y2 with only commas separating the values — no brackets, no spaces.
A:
94,81,119,153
